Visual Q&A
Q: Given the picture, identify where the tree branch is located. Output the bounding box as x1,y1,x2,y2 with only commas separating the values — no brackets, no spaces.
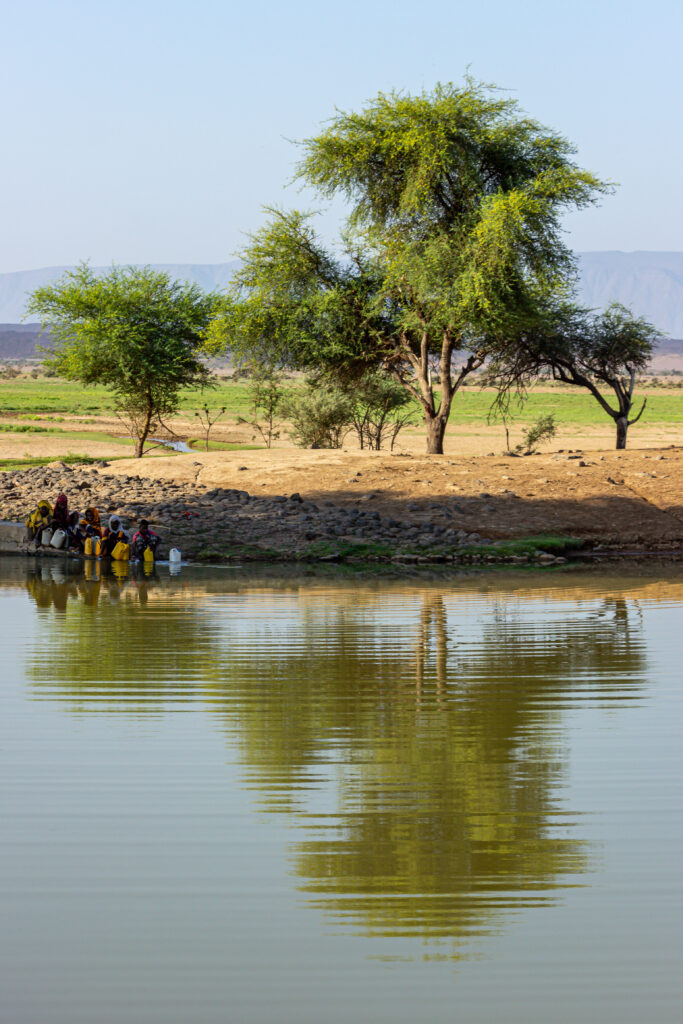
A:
628,396,647,426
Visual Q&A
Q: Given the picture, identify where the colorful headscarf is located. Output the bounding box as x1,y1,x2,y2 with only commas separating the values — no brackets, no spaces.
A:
53,494,69,526
81,507,102,535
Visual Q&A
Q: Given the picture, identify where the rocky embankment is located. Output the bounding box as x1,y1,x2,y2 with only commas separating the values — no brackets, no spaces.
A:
0,462,572,566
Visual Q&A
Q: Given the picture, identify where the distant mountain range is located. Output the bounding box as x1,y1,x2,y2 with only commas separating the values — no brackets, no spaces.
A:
577,252,683,336
1,253,682,362
0,263,239,325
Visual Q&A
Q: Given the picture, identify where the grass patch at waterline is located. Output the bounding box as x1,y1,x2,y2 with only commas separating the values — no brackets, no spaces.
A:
192,534,584,566
193,541,282,562
457,535,586,558
298,539,397,561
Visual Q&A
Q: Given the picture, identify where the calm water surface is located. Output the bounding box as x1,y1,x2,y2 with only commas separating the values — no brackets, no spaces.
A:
1,558,681,1023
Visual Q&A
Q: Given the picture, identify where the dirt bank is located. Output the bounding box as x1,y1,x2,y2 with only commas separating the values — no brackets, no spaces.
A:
1,446,681,564
95,445,683,549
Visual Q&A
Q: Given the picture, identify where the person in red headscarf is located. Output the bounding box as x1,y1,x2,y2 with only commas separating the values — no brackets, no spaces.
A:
50,494,69,531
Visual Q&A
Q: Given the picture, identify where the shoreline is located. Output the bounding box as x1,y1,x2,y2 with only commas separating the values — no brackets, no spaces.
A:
1,446,682,567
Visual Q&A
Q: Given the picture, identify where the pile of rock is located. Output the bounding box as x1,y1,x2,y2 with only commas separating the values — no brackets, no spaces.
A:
0,462,493,562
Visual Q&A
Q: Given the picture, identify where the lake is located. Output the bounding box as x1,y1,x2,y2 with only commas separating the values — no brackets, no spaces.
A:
1,557,681,1023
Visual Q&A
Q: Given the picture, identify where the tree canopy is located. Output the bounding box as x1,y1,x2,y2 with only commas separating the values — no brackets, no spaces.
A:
208,80,609,452
486,301,660,449
27,264,218,456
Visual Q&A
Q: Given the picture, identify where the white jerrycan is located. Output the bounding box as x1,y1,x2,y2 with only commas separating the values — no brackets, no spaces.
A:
50,529,67,549
41,527,53,546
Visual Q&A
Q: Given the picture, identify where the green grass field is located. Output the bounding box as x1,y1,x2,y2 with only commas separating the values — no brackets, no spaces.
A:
2,376,683,426
445,389,683,426
0,378,256,417
0,424,134,444
187,438,263,452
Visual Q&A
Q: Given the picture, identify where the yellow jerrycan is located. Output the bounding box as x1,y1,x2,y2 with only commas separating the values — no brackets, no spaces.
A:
111,540,130,561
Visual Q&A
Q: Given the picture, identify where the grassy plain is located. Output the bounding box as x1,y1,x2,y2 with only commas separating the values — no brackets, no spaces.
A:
3,375,683,422
1,376,683,468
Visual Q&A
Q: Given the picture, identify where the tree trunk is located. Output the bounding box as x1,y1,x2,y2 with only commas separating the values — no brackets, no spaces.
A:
135,401,154,458
615,416,628,450
425,415,447,454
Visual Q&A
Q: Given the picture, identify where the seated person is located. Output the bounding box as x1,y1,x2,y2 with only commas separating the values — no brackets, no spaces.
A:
66,510,84,551
131,519,160,560
50,494,70,532
100,515,130,557
80,507,102,538
26,499,53,545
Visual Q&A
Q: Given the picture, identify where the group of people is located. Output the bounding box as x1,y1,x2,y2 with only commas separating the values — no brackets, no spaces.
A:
26,493,160,562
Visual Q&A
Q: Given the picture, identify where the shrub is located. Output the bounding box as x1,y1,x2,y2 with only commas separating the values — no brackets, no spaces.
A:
282,386,353,448
516,414,557,454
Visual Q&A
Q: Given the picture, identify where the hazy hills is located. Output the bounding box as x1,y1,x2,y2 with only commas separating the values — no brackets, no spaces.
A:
578,252,683,336
1,253,682,362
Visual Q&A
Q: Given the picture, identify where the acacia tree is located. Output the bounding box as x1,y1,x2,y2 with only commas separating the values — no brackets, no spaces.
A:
209,81,607,453
27,264,217,456
546,304,659,449
486,302,659,449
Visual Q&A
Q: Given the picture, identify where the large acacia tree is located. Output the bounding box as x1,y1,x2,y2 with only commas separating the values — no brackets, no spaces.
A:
28,264,218,456
209,81,608,453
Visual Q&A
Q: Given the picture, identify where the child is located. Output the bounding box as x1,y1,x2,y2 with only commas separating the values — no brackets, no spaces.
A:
131,520,160,561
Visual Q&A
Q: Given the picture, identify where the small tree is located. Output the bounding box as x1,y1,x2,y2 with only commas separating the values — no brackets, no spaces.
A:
517,414,557,454
281,385,353,448
194,403,227,451
27,264,218,457
551,304,659,449
237,362,285,448
486,302,660,450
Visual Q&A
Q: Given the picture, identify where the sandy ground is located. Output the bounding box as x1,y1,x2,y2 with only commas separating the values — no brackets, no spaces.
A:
3,409,683,547
1,413,682,460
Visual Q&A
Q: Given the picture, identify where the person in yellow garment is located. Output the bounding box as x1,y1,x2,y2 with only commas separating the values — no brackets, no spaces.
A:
25,499,53,546
78,507,103,556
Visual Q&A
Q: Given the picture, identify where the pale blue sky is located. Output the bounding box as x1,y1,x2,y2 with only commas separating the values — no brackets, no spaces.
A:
2,0,681,272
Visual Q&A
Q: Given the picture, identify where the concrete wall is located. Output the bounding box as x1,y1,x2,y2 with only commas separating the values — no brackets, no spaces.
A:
0,521,66,557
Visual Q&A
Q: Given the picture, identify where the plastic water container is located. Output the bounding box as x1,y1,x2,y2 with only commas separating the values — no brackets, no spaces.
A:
40,528,53,546
169,548,181,565
50,529,66,549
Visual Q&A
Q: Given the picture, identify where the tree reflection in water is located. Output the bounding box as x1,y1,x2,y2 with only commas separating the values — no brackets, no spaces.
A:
22,569,648,957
